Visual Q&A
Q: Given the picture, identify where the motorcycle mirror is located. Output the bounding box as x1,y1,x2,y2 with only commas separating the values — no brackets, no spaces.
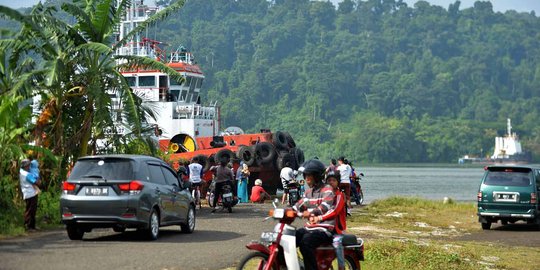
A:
272,198,279,208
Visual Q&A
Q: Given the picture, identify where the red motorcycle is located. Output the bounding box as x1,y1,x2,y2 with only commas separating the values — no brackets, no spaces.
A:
237,202,364,270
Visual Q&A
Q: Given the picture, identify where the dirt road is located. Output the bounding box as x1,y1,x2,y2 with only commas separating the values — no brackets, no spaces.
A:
454,222,540,247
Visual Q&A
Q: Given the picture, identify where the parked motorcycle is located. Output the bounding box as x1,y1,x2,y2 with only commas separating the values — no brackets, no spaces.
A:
237,201,364,270
353,173,364,206
287,180,301,206
207,181,236,213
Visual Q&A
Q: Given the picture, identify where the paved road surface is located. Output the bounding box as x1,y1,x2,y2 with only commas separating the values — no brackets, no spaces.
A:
2,203,539,270
0,203,285,270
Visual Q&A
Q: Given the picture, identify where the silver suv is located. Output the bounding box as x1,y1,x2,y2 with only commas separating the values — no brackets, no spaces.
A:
60,155,195,240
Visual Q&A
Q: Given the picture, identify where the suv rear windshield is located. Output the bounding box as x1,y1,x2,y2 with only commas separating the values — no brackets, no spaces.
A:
484,167,532,187
69,158,135,180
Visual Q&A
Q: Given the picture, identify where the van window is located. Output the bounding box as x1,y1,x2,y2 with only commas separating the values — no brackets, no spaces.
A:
161,166,179,186
69,158,134,180
148,164,167,185
484,171,532,187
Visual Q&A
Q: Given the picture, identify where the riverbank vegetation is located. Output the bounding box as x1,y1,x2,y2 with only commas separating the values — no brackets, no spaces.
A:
351,197,539,270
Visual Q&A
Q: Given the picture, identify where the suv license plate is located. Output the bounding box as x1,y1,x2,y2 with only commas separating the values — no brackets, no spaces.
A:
499,194,514,200
85,187,109,196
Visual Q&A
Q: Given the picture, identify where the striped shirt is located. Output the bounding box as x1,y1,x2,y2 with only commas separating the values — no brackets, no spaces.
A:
293,183,336,232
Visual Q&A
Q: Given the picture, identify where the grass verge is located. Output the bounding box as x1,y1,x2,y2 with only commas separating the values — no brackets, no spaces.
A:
348,196,540,270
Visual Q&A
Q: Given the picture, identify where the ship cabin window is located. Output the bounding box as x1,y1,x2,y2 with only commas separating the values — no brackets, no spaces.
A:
139,76,156,87
189,77,197,92
159,76,168,101
125,77,136,87
170,90,180,101
170,77,182,86
180,90,188,102
191,93,199,103
196,77,203,88
185,76,192,88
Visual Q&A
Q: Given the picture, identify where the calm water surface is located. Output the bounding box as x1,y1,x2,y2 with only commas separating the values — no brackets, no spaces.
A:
359,165,486,204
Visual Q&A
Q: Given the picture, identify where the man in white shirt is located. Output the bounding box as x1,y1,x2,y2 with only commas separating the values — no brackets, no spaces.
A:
337,156,352,214
280,161,295,205
188,157,204,188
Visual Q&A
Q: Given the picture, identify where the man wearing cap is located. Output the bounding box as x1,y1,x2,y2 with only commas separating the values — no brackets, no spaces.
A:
19,158,40,231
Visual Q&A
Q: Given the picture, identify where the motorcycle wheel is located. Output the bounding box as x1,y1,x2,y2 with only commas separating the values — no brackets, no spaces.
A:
207,192,215,208
331,255,358,270
237,252,276,270
358,190,364,205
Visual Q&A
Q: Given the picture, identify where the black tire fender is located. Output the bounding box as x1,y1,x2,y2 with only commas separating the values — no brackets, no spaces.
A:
284,131,296,148
273,131,289,150
237,145,256,166
255,142,276,164
215,148,235,163
290,148,304,170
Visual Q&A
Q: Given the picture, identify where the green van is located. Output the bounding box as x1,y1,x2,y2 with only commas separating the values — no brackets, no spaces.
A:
477,165,540,230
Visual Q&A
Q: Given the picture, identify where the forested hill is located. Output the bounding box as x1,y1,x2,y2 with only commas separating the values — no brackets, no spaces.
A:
16,0,540,163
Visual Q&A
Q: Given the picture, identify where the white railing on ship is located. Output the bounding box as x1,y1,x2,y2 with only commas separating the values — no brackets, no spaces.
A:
175,104,216,120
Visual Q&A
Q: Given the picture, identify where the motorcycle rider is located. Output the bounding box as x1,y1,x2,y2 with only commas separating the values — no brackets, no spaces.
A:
310,170,347,270
293,159,336,270
187,157,204,192
280,161,295,205
209,157,236,212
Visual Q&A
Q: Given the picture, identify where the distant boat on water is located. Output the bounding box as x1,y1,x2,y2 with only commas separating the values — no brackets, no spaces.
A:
458,118,531,164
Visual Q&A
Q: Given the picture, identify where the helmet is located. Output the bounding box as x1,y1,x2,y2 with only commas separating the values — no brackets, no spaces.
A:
299,159,325,179
255,179,262,186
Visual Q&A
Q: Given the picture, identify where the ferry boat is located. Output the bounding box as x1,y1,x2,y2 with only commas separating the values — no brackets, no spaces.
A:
458,119,531,164
111,0,303,191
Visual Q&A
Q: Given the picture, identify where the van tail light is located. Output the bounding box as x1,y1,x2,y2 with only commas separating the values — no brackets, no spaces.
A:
62,181,77,194
531,193,537,204
477,191,483,202
118,180,144,195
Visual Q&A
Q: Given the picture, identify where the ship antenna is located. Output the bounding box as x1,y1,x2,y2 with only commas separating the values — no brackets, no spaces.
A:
507,118,512,137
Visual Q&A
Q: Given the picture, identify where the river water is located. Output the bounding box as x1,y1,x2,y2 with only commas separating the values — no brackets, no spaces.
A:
358,165,486,204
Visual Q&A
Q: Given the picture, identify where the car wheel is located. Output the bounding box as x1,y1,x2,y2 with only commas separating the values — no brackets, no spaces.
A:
481,222,491,230
501,220,508,225
66,225,84,240
143,209,160,240
181,205,196,233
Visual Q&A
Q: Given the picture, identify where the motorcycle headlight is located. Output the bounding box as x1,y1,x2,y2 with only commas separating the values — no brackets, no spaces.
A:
260,231,277,243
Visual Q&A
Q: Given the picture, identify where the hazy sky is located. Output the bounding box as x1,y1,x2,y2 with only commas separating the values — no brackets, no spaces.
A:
0,0,539,14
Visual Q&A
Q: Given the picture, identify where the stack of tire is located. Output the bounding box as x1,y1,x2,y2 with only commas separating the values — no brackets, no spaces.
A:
191,131,304,172
232,131,304,171
272,131,304,171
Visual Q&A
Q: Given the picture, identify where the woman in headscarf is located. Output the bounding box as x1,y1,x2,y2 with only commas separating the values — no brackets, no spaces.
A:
237,163,250,203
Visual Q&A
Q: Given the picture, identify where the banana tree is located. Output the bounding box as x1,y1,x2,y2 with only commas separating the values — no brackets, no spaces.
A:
0,0,186,162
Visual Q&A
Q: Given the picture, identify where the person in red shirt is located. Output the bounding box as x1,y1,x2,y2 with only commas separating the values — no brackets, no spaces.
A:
310,170,347,270
250,179,271,203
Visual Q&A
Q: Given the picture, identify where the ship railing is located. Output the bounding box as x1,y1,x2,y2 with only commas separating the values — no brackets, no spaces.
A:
169,51,194,64
174,104,217,120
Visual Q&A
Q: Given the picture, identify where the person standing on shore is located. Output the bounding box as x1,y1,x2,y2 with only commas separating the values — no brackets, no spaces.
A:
337,157,352,215
19,158,40,231
237,163,250,203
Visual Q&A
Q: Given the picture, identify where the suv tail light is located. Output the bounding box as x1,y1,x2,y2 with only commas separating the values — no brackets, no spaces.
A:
118,180,144,195
531,193,537,204
62,181,76,194
477,191,483,202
